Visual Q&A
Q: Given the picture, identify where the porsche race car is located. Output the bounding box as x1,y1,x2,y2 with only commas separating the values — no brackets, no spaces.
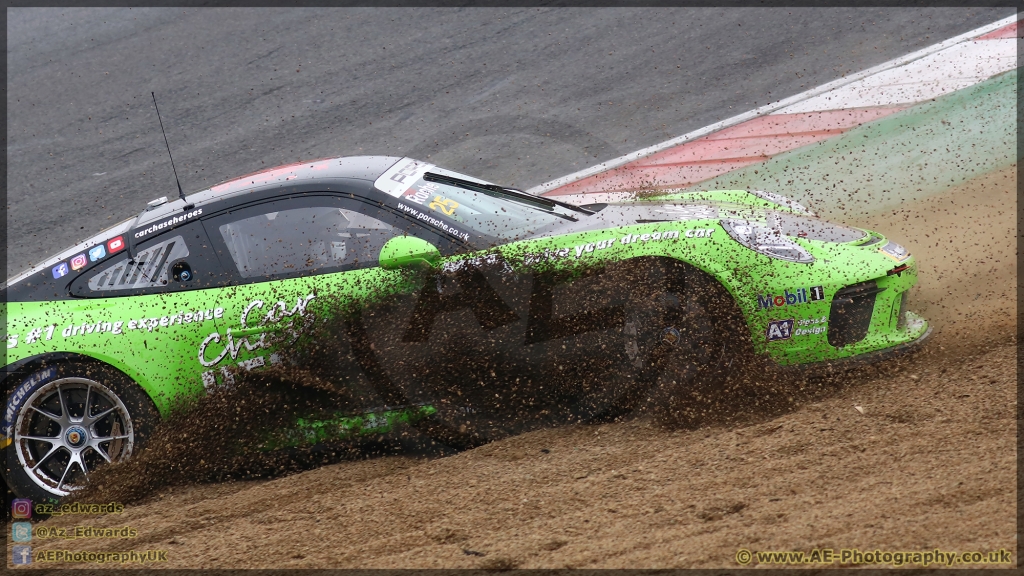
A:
3,156,929,502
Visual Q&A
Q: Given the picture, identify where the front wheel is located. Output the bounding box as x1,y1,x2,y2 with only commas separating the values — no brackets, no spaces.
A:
2,361,158,503
641,270,748,427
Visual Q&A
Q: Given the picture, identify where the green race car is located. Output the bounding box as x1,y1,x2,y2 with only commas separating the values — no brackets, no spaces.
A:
3,156,929,502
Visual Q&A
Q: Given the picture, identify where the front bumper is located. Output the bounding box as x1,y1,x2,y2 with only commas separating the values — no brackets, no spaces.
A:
778,314,931,373
758,258,926,366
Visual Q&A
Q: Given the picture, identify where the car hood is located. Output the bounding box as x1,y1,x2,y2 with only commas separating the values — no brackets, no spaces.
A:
527,201,868,244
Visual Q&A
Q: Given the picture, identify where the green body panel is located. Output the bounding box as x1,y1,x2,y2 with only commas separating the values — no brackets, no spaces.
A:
379,235,442,270
5,265,417,417
260,405,436,451
193,266,419,401
491,217,924,366
6,291,227,416
4,190,927,432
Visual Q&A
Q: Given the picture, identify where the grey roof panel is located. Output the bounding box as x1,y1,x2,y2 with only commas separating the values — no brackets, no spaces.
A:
135,155,402,228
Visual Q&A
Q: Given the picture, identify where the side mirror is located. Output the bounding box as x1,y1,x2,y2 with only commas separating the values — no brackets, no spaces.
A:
379,236,441,270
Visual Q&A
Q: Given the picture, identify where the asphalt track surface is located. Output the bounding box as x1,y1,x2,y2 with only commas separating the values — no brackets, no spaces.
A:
6,6,1014,277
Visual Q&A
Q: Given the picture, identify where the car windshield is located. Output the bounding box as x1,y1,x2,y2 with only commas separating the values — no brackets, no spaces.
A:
377,160,577,241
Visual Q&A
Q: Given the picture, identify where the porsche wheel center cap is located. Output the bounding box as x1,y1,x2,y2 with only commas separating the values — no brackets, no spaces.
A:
65,426,88,448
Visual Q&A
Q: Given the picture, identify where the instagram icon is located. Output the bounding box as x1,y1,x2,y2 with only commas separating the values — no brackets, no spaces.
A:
70,253,88,271
12,498,32,519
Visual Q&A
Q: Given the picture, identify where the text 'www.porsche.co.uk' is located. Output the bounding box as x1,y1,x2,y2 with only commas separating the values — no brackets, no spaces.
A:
9,498,168,566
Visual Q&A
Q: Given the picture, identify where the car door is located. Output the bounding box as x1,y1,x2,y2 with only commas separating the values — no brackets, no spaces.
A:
200,193,458,398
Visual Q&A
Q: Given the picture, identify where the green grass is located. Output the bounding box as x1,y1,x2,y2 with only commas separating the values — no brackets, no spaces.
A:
685,69,1017,218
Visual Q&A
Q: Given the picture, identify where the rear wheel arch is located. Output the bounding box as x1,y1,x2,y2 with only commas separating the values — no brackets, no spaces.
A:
5,352,167,418
4,352,103,390
4,353,161,431
3,355,160,501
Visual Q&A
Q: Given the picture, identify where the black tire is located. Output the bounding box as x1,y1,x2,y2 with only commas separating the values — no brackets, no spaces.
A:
641,269,748,427
561,257,684,423
2,361,159,504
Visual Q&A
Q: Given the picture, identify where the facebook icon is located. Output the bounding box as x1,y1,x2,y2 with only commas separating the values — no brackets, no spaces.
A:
12,545,32,565
52,262,70,279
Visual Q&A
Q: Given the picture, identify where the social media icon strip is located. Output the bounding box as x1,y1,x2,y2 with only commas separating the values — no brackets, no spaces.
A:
88,244,107,262
70,253,88,271
52,262,70,279
12,545,32,565
107,235,125,253
12,498,32,519
12,522,32,542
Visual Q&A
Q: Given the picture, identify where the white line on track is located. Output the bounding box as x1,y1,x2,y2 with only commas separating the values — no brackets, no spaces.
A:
527,14,1019,196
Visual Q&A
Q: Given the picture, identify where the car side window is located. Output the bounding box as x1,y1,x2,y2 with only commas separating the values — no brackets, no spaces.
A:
216,204,398,279
87,234,189,291
69,221,228,297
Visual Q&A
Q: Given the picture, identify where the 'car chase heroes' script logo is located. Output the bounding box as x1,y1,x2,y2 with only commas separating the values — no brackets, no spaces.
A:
198,293,316,368
198,293,317,389
133,208,203,239
758,286,824,309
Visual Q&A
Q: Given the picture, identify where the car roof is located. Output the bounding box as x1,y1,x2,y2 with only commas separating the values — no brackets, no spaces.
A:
134,155,402,229
6,155,404,288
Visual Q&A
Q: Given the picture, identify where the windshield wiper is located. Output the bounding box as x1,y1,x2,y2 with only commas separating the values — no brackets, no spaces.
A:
423,172,592,220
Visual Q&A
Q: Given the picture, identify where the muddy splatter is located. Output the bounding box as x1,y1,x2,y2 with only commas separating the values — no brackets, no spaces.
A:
73,256,791,504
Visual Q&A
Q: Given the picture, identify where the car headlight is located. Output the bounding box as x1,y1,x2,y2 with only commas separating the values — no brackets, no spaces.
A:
721,218,814,264
878,240,910,262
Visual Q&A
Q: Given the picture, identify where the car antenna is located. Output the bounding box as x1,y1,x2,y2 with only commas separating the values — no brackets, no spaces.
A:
151,92,193,210
126,93,194,262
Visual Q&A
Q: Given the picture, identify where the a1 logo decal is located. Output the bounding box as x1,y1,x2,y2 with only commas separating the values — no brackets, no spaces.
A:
766,319,794,341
